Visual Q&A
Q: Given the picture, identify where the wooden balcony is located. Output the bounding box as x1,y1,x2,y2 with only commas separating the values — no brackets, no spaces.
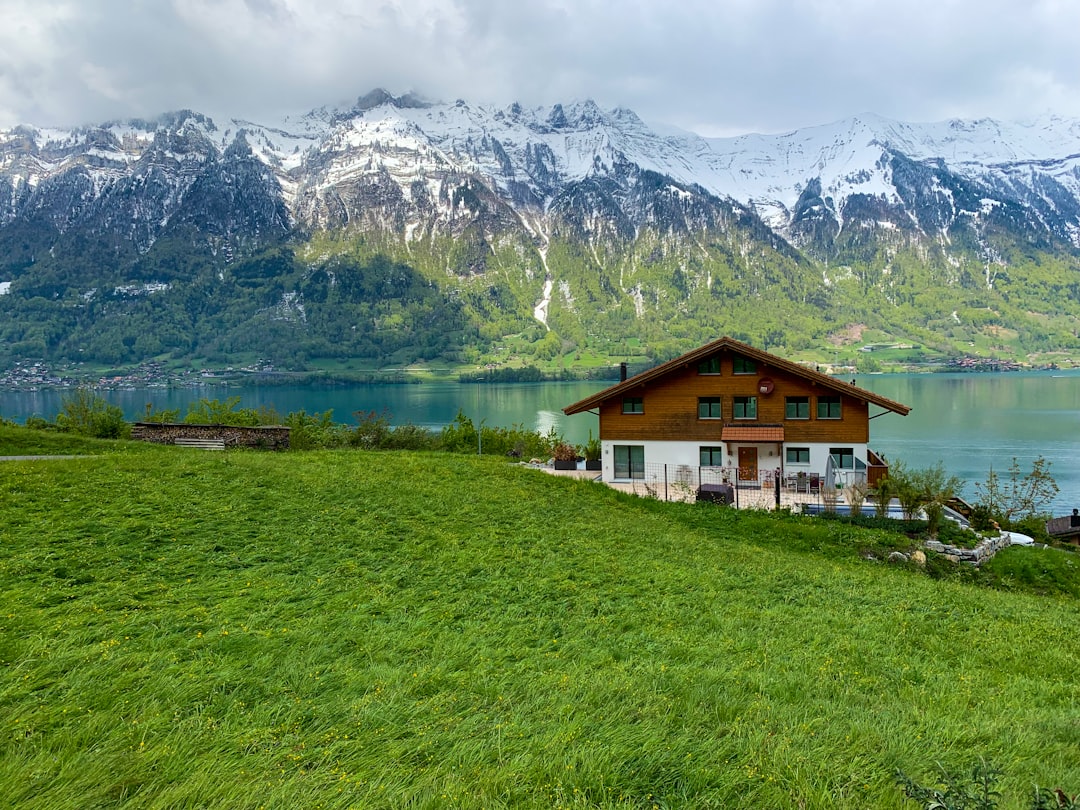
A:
867,448,889,488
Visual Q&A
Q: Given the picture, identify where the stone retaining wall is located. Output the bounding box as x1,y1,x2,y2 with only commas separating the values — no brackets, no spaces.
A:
131,422,291,450
924,533,1012,565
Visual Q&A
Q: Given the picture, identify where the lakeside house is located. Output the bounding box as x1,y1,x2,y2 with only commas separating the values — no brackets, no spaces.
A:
563,337,910,492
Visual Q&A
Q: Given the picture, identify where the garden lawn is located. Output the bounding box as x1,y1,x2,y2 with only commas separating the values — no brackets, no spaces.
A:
1,447,1078,809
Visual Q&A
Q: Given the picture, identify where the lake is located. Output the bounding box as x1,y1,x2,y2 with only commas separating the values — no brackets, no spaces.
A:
2,371,1078,513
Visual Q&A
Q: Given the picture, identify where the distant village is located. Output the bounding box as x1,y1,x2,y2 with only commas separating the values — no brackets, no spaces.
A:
0,360,279,391
0,353,1066,392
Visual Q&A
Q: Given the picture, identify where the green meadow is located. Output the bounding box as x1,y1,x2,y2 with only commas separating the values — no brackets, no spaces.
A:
1,436,1078,808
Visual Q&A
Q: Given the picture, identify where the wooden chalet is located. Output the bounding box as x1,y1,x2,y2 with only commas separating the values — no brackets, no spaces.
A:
563,337,910,489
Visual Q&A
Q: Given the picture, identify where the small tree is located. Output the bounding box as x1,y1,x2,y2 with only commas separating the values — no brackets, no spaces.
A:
888,461,924,520
975,456,1059,524
871,473,898,519
845,479,869,516
913,462,964,538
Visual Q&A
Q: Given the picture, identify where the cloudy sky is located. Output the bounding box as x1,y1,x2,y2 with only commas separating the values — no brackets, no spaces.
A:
1,0,1078,136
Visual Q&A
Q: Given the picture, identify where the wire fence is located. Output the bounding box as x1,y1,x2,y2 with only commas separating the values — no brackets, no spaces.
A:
606,462,851,510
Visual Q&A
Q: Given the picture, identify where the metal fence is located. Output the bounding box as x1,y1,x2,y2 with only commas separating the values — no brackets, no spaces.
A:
610,463,813,509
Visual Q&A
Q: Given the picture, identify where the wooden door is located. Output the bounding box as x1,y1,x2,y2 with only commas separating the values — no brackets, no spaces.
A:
737,446,758,482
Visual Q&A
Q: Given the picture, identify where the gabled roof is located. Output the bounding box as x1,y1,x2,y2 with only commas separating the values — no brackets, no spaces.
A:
563,336,911,416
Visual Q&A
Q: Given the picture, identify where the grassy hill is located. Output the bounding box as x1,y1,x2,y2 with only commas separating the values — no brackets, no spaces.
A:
1,438,1078,808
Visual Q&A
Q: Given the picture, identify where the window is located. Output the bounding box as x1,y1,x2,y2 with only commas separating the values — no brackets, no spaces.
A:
733,356,757,374
698,356,721,374
786,447,810,464
817,396,842,419
700,446,725,466
614,445,645,479
698,397,723,419
785,396,809,420
733,396,757,419
829,448,855,469
622,397,644,414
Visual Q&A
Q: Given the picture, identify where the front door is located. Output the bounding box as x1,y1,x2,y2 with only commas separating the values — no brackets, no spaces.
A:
738,446,758,482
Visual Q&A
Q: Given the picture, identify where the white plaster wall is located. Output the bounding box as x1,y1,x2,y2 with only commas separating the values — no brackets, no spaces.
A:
601,439,869,483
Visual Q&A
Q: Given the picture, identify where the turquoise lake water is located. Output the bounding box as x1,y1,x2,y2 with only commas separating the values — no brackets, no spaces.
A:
3,371,1078,513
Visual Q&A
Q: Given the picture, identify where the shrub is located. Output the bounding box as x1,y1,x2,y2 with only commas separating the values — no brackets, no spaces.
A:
896,759,1002,810
896,759,1078,810
142,403,180,424
553,442,577,462
286,409,349,450
55,388,130,439
439,410,479,453
581,431,601,462
183,397,270,427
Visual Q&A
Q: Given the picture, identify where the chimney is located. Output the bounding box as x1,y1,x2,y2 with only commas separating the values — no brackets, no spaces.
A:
619,362,627,382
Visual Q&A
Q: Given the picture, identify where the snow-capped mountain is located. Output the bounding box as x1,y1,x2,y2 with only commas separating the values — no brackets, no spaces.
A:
4,89,1080,255
2,89,1080,369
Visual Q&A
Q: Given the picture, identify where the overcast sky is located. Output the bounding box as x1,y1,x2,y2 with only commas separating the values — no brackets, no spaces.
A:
2,0,1078,136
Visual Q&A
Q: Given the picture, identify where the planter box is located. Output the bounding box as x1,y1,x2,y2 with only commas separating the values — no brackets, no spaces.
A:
585,459,602,471
553,459,578,470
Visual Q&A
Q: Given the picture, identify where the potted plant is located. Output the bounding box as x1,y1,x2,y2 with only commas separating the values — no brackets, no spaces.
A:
582,432,602,471
553,441,578,470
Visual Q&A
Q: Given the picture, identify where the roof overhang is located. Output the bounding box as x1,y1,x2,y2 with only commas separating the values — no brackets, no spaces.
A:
563,336,911,417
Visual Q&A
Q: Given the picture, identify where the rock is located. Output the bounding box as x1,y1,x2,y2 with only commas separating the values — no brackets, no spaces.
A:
888,551,909,564
911,549,927,566
944,554,961,563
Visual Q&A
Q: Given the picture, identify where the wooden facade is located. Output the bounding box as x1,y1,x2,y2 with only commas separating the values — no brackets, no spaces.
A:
564,337,910,482
591,354,874,445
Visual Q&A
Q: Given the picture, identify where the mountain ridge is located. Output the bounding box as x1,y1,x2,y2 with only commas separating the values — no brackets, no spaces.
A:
1,89,1079,371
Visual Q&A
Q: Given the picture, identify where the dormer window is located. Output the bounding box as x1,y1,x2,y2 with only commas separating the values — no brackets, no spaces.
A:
698,356,721,375
733,356,756,375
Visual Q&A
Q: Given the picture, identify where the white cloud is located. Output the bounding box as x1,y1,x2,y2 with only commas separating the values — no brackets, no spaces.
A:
0,0,1079,135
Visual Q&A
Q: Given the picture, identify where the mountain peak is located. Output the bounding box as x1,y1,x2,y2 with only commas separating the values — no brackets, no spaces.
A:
354,89,433,113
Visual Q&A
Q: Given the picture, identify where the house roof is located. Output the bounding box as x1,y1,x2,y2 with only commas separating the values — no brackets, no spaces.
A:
1046,515,1080,538
563,336,911,416
721,425,785,442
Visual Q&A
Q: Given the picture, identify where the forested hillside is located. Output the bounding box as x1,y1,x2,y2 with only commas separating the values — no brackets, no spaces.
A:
2,93,1080,372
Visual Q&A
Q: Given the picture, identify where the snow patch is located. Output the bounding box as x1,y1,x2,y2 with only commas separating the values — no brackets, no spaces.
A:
272,291,307,323
113,282,170,296
533,276,553,328
558,280,575,311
